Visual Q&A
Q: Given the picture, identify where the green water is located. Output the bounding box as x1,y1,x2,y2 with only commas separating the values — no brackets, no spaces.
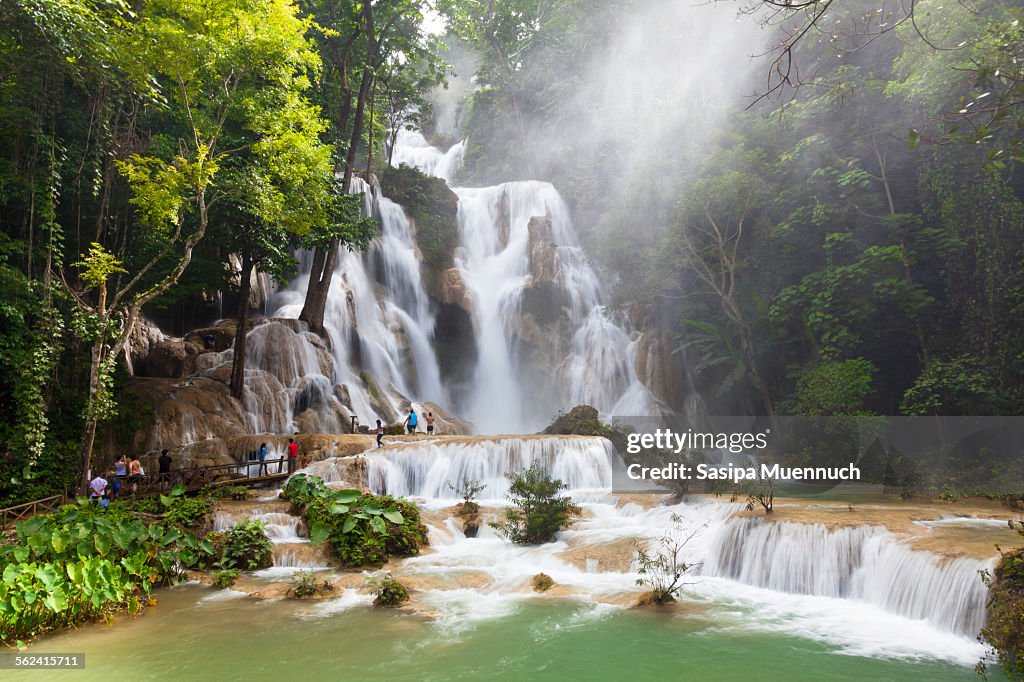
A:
6,585,994,681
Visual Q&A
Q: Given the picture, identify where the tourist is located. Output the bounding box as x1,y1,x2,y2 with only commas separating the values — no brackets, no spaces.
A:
89,473,109,510
158,449,172,490
404,409,418,435
258,442,268,476
287,438,299,474
426,412,435,435
109,470,122,501
128,456,142,495
376,419,384,448
114,454,127,494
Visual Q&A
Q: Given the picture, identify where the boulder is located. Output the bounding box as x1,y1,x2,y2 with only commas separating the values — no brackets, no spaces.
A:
437,268,474,313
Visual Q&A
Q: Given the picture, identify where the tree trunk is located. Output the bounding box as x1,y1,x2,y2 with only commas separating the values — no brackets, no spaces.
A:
300,1,376,337
230,252,254,399
78,341,104,496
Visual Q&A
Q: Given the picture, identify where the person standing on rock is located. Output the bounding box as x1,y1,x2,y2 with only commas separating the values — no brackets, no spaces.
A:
426,412,435,435
287,438,299,474
258,442,269,476
376,420,384,448
404,409,418,435
158,449,172,490
128,456,142,495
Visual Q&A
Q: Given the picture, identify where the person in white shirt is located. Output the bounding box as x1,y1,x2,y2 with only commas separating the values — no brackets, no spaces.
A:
89,474,109,510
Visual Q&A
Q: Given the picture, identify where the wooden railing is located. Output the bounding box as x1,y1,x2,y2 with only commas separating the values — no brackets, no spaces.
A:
0,494,66,529
0,458,294,528
117,457,292,496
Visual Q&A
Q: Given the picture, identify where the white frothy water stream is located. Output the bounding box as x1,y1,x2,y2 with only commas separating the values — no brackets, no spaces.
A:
395,130,660,431
303,435,997,666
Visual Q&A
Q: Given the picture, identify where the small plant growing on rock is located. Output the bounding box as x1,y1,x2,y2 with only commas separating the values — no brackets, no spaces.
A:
211,568,241,589
449,477,486,515
532,573,554,592
634,513,704,605
368,574,409,607
491,460,579,545
288,570,334,598
732,477,774,515
221,519,273,570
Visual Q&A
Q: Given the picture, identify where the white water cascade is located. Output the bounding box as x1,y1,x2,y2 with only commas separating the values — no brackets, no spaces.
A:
356,435,993,651
266,176,445,427
367,436,615,501
704,517,993,637
393,130,662,432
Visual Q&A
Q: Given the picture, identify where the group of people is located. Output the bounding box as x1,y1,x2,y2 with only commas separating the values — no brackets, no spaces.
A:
87,449,174,508
374,409,437,447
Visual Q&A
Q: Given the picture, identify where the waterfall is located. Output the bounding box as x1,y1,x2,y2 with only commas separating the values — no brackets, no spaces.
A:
266,176,446,427
394,130,662,431
367,435,615,500
704,517,993,637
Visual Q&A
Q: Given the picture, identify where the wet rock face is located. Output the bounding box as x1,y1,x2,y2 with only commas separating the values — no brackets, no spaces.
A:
437,268,473,313
527,216,559,286
632,331,685,409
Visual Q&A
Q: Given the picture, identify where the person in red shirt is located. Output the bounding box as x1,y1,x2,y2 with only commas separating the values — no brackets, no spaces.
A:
287,438,299,474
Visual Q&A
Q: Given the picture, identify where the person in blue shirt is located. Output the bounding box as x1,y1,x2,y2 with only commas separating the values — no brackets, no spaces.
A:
258,442,268,475
403,409,418,435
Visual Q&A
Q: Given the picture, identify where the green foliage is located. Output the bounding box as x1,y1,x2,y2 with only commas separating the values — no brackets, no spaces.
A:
220,519,273,571
790,359,877,416
0,501,213,642
283,474,427,567
288,570,333,598
900,355,1001,416
207,486,250,501
491,461,579,545
368,574,409,607
211,568,241,589
163,496,213,529
378,165,458,294
979,522,1024,680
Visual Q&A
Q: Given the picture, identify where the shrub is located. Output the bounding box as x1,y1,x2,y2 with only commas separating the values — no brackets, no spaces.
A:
221,519,273,570
206,485,250,501
164,496,214,529
368,574,409,607
283,474,428,567
211,569,241,589
980,521,1024,679
532,573,554,592
449,477,486,515
288,570,334,598
491,460,579,545
634,513,704,605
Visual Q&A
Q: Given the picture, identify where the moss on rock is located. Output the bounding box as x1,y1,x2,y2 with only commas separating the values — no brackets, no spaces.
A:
379,165,459,298
982,542,1024,679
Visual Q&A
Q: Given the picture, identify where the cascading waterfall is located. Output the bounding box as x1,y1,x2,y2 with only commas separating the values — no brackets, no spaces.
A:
390,130,662,432
367,436,615,500
704,517,993,637
238,127,664,435
266,176,446,427
358,435,992,641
